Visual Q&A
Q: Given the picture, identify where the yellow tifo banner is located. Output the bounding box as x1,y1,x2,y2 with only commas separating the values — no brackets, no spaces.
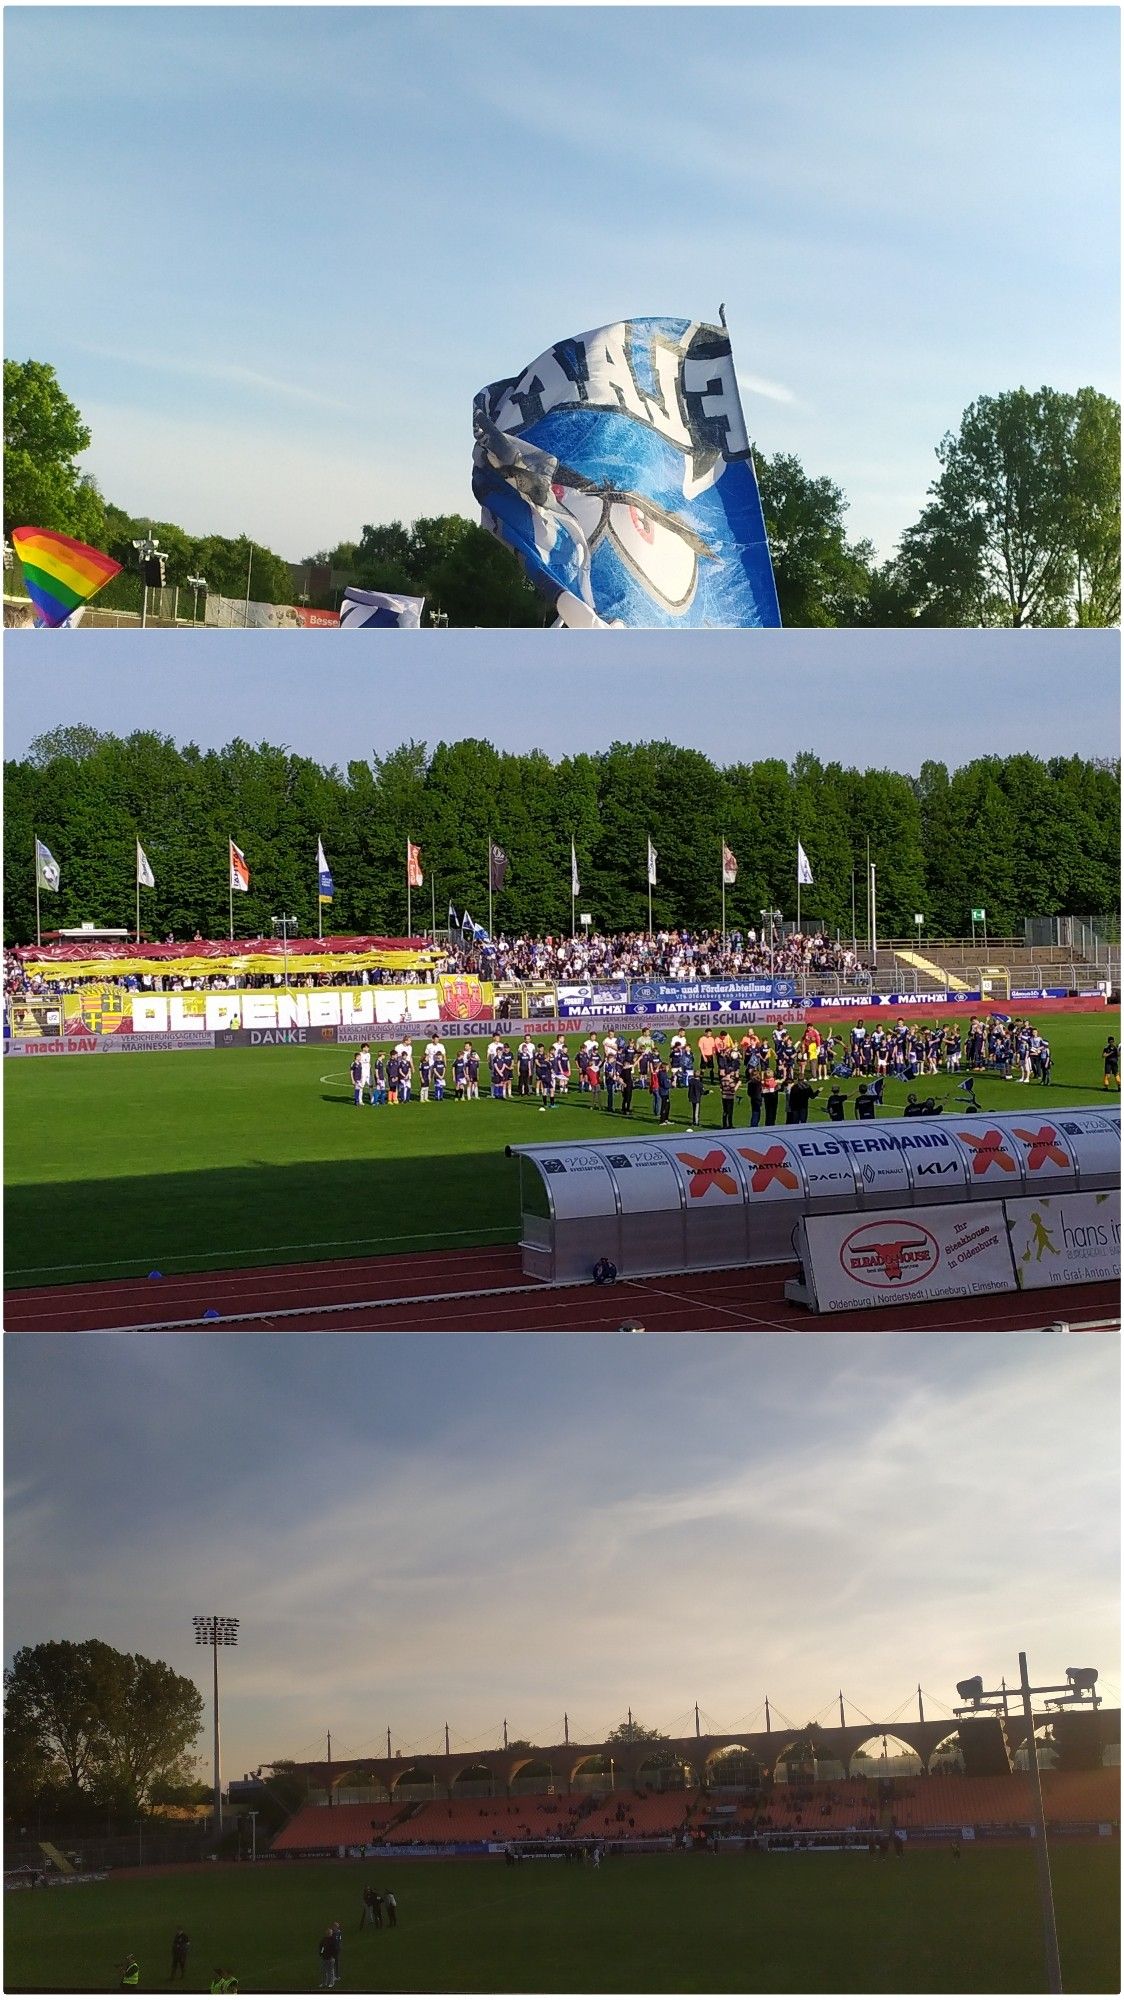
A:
21,946,444,980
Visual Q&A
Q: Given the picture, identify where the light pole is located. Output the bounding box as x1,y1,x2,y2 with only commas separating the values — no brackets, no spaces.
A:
272,913,298,987
247,1809,259,1863
186,575,208,626
193,1615,239,1838
132,535,165,629
955,1659,1101,1993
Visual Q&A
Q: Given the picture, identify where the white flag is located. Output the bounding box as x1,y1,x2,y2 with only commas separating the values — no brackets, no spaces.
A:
797,842,814,886
647,838,657,886
722,843,738,886
136,841,155,889
339,588,425,629
571,839,580,896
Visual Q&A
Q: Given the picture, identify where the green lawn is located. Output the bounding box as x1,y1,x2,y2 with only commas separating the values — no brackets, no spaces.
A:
4,1015,1117,1289
3,1847,1119,1993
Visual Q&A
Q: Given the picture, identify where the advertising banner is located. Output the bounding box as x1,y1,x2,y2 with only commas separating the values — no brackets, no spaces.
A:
630,978,796,1006
1004,1191,1121,1289
6,999,65,1037
436,974,495,1020
796,1202,1015,1313
4,1032,216,1055
127,986,451,1036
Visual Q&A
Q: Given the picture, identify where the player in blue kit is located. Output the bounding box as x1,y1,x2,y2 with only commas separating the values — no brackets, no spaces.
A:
535,1046,556,1109
454,1049,468,1100
432,1051,447,1100
467,1048,481,1099
418,1052,432,1103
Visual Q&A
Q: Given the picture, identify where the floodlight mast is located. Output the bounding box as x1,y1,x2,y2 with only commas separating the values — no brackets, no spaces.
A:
953,1656,1100,1993
193,1615,239,1837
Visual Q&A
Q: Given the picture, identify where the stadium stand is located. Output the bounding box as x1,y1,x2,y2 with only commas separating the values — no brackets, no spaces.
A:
270,1768,1119,1854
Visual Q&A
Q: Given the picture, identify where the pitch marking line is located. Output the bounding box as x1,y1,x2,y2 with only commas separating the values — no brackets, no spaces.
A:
8,1227,507,1279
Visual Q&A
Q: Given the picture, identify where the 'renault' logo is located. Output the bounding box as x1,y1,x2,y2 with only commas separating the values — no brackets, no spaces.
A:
1012,1125,1070,1172
677,1150,739,1198
958,1128,1017,1176
839,1219,941,1288
737,1145,800,1193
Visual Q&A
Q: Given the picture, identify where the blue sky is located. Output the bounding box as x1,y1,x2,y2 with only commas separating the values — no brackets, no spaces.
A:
5,8,1118,563
4,627,1118,769
5,1331,1118,1775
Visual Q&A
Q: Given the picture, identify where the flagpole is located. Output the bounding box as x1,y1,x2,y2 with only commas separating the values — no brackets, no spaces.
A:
431,875,436,941
35,837,41,949
488,836,493,940
571,838,576,942
721,836,726,948
866,835,871,957
647,841,652,935
796,836,801,936
229,839,234,943
406,837,412,938
136,842,141,945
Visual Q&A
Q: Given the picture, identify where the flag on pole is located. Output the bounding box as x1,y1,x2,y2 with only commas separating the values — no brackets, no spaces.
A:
571,839,581,895
447,899,459,927
472,317,780,629
407,841,424,888
11,527,122,628
230,841,251,892
489,843,508,892
136,841,155,889
797,842,814,886
35,839,60,892
722,844,738,885
317,838,334,904
647,838,658,886
338,588,425,629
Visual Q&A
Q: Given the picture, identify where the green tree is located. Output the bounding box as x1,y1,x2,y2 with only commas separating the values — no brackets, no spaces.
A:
893,387,1120,627
756,451,874,626
4,359,106,544
4,1641,203,1814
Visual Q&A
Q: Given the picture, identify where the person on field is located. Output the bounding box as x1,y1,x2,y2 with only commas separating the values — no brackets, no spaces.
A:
619,1045,635,1117
210,1971,238,1994
350,1052,364,1107
360,1885,379,1928
385,1892,398,1928
1103,1037,1120,1090
687,1064,705,1128
786,1077,818,1124
855,1084,876,1120
169,1927,191,1980
372,1051,387,1104
826,1085,847,1122
761,1069,781,1126
719,1062,740,1130
656,1058,672,1124
318,1929,337,1988
467,1046,481,1099
119,1953,140,1989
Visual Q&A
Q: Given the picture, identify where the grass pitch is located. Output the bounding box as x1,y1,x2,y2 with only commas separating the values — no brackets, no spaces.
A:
4,1014,1117,1289
4,1848,1119,1993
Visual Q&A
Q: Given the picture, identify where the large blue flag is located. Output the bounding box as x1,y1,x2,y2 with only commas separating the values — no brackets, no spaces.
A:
472,317,780,629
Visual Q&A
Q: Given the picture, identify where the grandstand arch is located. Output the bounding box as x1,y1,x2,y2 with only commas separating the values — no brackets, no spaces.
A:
450,1761,498,1798
569,1752,614,1793
509,1759,560,1796
388,1764,441,1801
703,1743,764,1790
635,1749,694,1792
847,1733,924,1779
927,1733,966,1775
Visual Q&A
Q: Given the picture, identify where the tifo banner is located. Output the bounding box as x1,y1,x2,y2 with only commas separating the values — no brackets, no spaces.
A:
1005,1192,1121,1290
473,317,781,629
6,999,65,1037
795,1203,1015,1313
125,986,465,1034
437,974,494,1020
15,939,442,981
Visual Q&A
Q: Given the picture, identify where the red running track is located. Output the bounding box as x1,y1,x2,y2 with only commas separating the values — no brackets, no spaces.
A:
5,1247,1119,1334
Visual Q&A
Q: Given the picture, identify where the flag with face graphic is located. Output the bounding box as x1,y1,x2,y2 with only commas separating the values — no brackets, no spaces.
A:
472,317,781,629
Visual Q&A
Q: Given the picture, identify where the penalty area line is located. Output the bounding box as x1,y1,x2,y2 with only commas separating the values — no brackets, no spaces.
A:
7,1226,509,1280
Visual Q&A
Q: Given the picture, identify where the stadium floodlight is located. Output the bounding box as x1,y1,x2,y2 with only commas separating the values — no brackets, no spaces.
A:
193,1616,239,1837
271,913,299,986
186,575,208,626
951,1651,1100,1993
428,608,449,628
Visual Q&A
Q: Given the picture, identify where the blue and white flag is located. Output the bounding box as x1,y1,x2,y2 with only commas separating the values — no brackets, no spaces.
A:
797,842,814,886
339,588,425,629
472,317,781,629
317,837,334,904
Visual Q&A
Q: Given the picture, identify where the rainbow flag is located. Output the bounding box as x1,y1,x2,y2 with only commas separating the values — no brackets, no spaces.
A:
10,526,121,627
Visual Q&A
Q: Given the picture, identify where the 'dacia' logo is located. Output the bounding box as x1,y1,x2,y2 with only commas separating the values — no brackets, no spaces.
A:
839,1219,941,1289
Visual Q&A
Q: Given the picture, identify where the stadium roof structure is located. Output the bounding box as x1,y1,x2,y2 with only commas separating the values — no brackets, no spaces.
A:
271,1706,1120,1796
